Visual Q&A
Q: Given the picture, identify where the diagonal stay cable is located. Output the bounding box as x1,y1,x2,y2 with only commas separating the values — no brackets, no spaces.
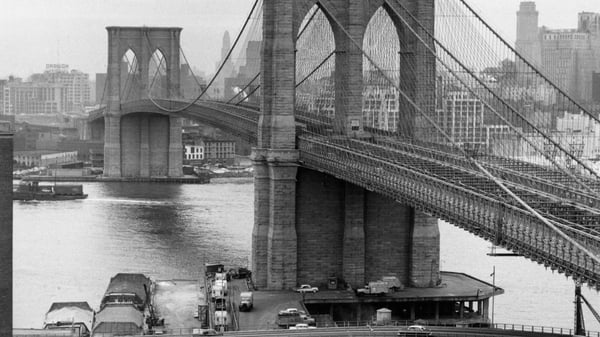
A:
386,0,599,194
180,46,207,97
227,72,260,104
148,51,166,96
235,84,261,106
120,53,133,99
297,5,321,40
146,0,260,113
458,0,600,126
295,50,336,88
317,0,600,266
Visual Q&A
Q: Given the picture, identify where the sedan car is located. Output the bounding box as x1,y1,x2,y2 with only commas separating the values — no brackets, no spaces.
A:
295,284,319,293
397,325,433,336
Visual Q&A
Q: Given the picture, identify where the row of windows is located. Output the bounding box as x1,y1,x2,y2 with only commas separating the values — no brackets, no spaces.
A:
543,33,588,40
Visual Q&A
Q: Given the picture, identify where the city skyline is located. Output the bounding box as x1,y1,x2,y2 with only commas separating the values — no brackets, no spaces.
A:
0,0,598,79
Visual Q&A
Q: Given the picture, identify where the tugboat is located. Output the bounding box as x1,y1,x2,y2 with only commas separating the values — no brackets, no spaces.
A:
13,181,87,201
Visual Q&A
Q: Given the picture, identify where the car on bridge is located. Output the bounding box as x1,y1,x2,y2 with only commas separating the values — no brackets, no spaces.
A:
295,284,319,293
397,325,433,336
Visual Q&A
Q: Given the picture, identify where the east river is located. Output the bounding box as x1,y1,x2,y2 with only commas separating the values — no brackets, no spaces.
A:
12,179,600,332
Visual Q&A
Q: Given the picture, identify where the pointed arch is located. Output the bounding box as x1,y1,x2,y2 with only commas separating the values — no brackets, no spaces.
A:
362,6,402,133
121,48,140,101
148,48,168,98
295,3,337,121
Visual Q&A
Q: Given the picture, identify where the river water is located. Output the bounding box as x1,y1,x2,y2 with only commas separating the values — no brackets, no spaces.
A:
12,179,600,332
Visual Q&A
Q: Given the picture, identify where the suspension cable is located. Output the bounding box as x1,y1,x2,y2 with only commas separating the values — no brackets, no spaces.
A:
235,84,261,106
180,47,206,95
146,0,261,113
458,0,600,125
227,72,260,104
385,0,600,191
297,5,321,40
295,51,336,88
317,0,600,266
148,51,166,95
98,69,109,107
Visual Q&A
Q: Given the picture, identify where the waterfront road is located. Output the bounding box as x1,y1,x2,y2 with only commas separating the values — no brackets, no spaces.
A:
150,326,574,337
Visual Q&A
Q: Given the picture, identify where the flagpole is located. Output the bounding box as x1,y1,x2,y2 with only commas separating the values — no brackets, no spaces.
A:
491,266,495,327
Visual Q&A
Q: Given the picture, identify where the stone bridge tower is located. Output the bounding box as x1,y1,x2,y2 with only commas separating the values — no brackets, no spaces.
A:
104,27,183,178
252,0,440,292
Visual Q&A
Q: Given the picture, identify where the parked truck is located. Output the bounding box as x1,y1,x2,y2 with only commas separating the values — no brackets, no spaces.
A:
214,310,229,328
276,310,315,327
239,292,253,312
211,284,225,300
356,281,389,296
381,276,404,292
214,279,228,295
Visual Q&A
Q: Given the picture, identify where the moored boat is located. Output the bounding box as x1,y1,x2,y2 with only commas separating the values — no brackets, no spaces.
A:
43,302,94,337
93,273,152,336
13,181,87,201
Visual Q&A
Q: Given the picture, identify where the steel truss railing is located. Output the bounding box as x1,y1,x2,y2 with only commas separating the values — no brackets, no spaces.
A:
86,99,600,288
298,135,600,289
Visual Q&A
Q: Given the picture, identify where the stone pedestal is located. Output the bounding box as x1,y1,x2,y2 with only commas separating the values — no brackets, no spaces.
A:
343,183,366,287
410,211,440,287
104,114,121,177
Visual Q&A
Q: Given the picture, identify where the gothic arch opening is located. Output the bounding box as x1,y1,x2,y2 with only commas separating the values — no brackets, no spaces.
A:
121,49,140,102
149,48,168,99
295,4,337,124
362,6,402,133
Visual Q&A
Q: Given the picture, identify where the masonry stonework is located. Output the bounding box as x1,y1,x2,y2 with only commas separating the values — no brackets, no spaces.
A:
104,27,183,178
365,191,412,285
296,168,345,285
253,0,440,289
252,0,300,290
251,152,270,289
410,211,441,287
343,182,366,287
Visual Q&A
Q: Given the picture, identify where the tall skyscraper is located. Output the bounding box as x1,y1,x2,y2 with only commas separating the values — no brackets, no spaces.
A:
515,1,542,65
515,2,600,103
212,31,237,99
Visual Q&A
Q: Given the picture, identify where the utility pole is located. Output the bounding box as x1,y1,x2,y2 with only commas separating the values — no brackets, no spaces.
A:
491,266,495,327
574,282,585,336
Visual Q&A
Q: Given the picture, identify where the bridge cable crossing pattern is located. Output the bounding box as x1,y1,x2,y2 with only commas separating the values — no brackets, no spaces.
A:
145,0,263,113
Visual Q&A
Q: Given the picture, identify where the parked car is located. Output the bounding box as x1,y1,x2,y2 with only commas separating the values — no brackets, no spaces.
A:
289,323,316,330
397,325,433,336
295,284,319,293
278,308,299,316
192,328,223,336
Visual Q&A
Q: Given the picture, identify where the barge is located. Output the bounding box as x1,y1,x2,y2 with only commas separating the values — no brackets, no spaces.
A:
13,181,87,201
43,302,94,337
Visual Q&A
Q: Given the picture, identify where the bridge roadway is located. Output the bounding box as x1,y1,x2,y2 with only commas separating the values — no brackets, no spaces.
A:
88,98,600,287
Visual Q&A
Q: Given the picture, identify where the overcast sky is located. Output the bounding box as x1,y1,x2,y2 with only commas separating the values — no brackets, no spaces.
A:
0,0,598,79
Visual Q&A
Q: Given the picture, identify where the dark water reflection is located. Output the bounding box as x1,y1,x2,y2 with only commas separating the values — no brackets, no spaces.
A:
12,178,600,331
13,179,253,328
